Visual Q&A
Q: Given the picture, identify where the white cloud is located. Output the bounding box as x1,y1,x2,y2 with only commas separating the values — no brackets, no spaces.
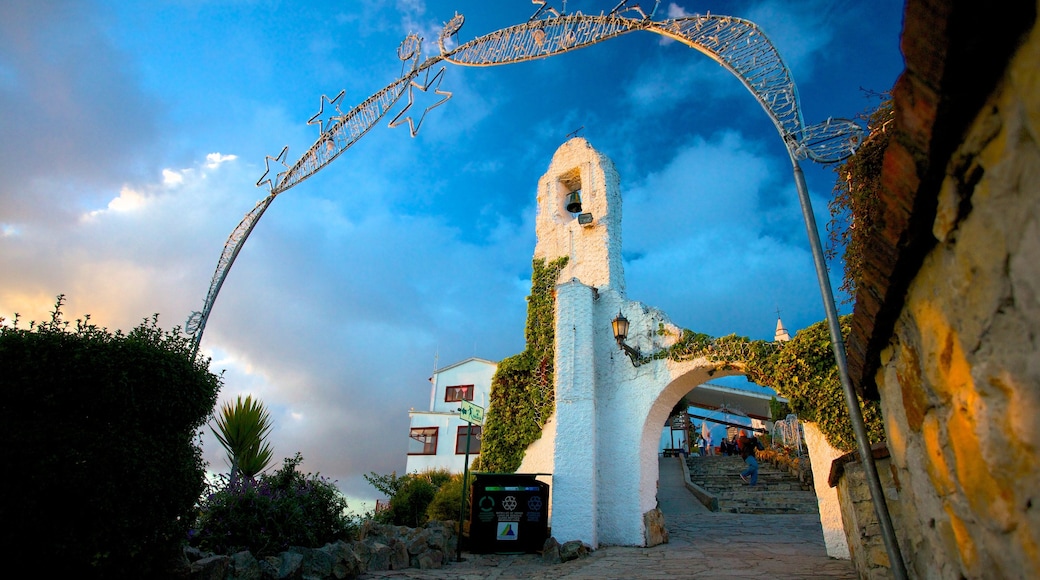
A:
205,152,238,169
162,169,185,186
667,3,692,18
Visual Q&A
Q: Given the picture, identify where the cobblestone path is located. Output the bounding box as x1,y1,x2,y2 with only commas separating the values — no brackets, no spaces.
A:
361,457,856,579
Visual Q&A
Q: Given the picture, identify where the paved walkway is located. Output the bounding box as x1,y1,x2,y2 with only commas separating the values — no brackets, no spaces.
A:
361,457,856,579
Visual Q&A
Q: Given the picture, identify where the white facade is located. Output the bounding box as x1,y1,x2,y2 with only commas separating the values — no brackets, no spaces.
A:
516,138,752,547
405,357,496,474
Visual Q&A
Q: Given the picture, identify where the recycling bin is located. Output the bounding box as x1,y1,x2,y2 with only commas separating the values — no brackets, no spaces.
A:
468,473,549,554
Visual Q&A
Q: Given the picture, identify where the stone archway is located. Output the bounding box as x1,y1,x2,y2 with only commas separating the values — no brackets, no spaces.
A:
514,137,769,547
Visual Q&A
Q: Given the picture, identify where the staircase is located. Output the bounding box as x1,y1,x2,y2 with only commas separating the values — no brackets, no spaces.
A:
685,454,819,515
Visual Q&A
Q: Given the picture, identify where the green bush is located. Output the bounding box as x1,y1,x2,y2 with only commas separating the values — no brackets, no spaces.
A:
194,453,356,558
0,297,221,577
425,473,474,523
366,468,454,527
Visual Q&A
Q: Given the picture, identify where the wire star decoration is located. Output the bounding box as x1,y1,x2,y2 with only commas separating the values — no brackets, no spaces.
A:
256,145,290,191
307,90,346,135
388,66,452,137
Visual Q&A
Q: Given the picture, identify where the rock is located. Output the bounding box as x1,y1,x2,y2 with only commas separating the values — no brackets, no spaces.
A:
357,540,391,571
269,551,303,579
405,528,431,555
320,540,363,579
258,558,279,579
289,546,335,579
559,540,590,562
229,551,261,580
186,520,458,577
190,554,229,580
183,545,208,563
643,507,669,547
416,549,444,570
541,537,562,564
389,540,410,570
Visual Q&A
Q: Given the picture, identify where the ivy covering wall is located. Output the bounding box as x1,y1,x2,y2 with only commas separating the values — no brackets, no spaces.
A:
648,317,885,452
747,316,886,451
476,255,882,469
475,256,568,473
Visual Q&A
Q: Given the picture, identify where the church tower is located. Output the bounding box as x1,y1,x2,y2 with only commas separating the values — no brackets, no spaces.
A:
534,137,625,294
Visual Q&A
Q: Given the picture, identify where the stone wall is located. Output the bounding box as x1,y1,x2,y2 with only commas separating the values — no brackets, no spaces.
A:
860,2,1040,576
829,446,906,579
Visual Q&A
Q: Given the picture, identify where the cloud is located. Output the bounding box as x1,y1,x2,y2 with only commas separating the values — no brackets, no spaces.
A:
0,0,164,225
666,3,692,19
618,130,824,338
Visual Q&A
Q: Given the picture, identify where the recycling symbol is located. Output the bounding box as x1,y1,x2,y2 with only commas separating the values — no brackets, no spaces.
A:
502,495,518,511
527,496,543,512
479,496,495,512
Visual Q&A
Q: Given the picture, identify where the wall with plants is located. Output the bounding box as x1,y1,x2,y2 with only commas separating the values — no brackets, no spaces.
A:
475,256,568,473
473,251,882,469
745,316,886,452
642,314,884,452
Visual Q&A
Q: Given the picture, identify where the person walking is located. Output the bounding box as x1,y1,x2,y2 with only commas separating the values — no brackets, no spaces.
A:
738,430,762,486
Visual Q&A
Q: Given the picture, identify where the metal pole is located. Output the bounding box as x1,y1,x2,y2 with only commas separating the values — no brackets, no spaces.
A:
456,426,472,562
789,156,908,579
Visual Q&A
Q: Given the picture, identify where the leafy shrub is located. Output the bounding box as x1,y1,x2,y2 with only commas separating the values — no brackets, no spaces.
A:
389,477,438,528
425,473,474,523
194,453,356,558
827,94,893,301
0,297,221,577
366,468,454,527
212,394,274,481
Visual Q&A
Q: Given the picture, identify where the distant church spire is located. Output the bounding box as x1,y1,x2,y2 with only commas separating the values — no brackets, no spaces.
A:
774,311,791,342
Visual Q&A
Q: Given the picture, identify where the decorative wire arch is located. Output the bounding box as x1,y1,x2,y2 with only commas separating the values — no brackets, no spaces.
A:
185,1,862,347
184,4,904,573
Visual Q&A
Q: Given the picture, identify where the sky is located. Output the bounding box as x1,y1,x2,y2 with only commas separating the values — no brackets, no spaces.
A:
0,0,906,509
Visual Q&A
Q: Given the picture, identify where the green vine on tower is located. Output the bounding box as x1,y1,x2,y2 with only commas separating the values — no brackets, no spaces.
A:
475,254,882,467
475,256,568,473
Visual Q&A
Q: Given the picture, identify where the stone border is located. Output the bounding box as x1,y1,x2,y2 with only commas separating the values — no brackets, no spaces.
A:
680,456,719,512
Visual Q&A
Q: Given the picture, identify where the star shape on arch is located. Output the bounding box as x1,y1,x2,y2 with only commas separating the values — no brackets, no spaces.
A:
388,66,452,138
307,90,346,135
256,145,290,191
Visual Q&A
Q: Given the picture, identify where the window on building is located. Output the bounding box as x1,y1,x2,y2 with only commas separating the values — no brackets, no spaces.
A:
444,384,474,402
455,425,482,454
408,427,438,455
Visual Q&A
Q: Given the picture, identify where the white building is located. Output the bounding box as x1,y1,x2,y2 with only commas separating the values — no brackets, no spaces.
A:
405,357,497,474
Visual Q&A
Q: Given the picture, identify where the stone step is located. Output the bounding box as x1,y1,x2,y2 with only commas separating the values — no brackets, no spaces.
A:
686,454,819,515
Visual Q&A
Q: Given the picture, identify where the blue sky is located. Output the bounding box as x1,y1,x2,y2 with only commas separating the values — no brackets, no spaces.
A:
0,0,905,508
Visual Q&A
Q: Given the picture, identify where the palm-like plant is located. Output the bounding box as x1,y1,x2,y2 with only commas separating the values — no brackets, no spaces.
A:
212,395,274,482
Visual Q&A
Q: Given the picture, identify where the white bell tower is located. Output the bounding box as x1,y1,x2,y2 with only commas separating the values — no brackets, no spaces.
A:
534,137,625,295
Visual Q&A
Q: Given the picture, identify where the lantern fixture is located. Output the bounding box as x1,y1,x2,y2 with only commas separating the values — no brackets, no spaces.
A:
611,311,642,364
